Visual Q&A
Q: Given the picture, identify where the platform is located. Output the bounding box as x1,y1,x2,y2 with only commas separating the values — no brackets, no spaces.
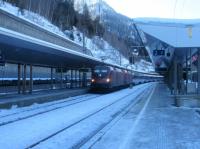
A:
0,88,89,109
127,83,200,149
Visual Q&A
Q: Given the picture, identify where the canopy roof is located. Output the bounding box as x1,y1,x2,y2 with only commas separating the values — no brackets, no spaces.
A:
134,18,200,48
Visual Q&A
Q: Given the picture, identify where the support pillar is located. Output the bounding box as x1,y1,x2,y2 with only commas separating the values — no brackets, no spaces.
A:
178,64,184,94
190,48,192,81
22,64,27,94
29,64,33,94
70,70,73,88
51,67,53,89
185,50,188,94
17,64,21,94
169,67,173,94
83,72,86,88
79,70,81,88
173,60,178,95
75,70,77,88
60,68,63,89
198,49,200,94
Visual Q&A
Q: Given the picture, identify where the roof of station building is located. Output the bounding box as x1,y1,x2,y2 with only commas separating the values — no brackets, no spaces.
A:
134,18,200,48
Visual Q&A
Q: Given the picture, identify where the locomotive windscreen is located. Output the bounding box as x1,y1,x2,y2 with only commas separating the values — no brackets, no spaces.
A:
93,66,110,78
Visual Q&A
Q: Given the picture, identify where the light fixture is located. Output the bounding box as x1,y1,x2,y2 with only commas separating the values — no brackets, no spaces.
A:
186,25,193,39
106,78,110,83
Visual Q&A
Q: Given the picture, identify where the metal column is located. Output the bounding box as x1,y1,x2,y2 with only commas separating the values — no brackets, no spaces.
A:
51,67,53,89
185,50,188,94
83,72,87,88
17,64,21,94
75,70,77,88
70,70,73,88
178,64,184,94
60,68,63,89
169,67,173,94
173,60,178,95
22,64,27,94
79,70,81,87
29,64,33,94
198,49,200,94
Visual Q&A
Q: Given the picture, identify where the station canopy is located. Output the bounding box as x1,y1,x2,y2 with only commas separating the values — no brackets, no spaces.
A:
134,18,200,48
134,18,200,73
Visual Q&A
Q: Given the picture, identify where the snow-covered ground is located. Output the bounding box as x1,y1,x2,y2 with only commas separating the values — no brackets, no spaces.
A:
0,83,153,149
84,83,200,149
0,1,154,72
0,82,199,149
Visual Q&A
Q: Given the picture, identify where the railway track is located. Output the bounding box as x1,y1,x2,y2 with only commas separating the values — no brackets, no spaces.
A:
79,87,154,149
0,94,95,118
26,84,153,149
0,94,102,127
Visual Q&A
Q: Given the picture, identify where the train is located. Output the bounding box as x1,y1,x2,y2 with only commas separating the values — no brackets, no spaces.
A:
91,65,163,90
0,65,163,91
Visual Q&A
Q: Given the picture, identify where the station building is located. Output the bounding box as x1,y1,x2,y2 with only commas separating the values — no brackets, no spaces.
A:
135,18,200,95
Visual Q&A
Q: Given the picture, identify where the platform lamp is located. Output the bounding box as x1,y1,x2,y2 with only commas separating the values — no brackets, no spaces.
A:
186,25,193,39
130,46,144,64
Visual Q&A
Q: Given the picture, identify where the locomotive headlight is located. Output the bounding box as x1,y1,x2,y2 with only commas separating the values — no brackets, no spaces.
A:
106,78,110,83
91,79,95,83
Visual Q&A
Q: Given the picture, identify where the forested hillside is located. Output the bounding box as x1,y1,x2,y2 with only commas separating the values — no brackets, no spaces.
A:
2,0,104,38
1,0,148,62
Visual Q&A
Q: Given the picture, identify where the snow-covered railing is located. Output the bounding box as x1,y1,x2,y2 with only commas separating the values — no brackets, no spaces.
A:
0,9,93,56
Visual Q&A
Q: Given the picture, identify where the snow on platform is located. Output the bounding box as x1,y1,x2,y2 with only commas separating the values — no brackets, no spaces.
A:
127,84,200,149
0,84,151,149
1,83,199,149
88,83,200,149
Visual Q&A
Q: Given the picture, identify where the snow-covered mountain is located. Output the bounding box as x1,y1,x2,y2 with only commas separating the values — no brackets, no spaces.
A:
74,0,152,69
74,0,141,45
88,1,141,45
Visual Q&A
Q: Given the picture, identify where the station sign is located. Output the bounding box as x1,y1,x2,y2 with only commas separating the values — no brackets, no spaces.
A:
153,50,165,56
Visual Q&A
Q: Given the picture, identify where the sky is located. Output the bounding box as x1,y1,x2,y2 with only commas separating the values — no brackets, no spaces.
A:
104,0,200,19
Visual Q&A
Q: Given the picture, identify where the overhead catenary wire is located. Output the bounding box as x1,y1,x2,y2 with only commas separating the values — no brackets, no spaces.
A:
173,0,178,19
133,19,200,28
134,0,200,28
180,0,186,18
